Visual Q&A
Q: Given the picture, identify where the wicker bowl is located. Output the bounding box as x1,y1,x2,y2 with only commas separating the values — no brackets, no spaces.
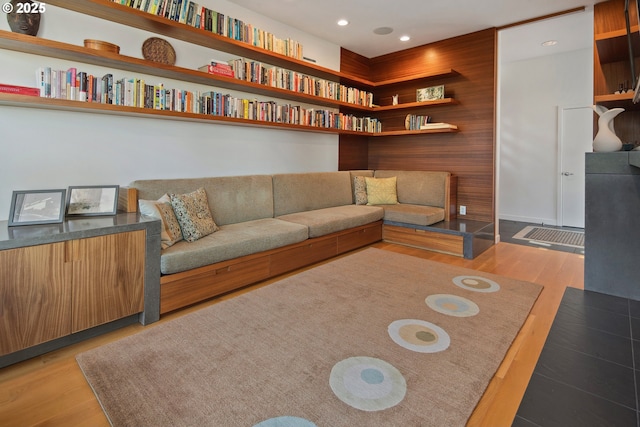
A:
142,37,176,65
84,39,120,54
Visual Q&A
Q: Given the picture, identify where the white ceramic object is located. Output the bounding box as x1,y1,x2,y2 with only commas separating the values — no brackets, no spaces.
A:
592,105,624,152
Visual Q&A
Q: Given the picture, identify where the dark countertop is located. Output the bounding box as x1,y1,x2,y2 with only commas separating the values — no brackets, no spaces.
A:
0,212,161,250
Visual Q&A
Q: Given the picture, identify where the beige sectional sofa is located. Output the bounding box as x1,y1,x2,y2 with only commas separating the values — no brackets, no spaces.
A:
124,170,456,314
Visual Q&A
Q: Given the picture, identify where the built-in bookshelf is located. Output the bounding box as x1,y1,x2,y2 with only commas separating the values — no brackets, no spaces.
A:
0,0,459,136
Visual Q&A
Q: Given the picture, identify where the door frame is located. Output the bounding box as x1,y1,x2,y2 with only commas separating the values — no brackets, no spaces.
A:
556,104,591,228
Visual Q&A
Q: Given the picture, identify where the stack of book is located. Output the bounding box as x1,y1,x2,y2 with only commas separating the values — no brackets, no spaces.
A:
198,60,234,78
0,83,40,97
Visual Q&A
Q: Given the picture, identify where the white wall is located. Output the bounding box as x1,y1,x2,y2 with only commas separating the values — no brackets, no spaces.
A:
498,47,593,225
0,1,342,221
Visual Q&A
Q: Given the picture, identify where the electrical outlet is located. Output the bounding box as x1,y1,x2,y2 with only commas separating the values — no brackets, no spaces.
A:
460,205,466,215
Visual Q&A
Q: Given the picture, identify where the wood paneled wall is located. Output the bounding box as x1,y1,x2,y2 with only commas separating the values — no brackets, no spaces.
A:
339,28,497,223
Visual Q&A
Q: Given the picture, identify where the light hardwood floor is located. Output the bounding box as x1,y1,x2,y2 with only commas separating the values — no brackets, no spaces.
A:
0,241,584,427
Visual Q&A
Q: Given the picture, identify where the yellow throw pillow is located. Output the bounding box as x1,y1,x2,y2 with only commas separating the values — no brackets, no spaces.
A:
365,176,398,205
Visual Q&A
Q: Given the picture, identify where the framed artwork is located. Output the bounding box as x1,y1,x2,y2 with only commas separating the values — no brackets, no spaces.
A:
66,185,119,216
8,189,67,226
416,85,445,102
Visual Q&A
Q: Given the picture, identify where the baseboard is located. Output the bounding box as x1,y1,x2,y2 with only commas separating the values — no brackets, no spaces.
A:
498,214,557,226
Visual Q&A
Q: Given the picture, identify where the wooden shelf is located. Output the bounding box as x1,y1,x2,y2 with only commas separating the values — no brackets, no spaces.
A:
595,92,634,103
0,93,377,135
0,30,375,112
45,0,373,85
595,25,640,64
371,98,457,111
42,0,459,89
373,126,459,136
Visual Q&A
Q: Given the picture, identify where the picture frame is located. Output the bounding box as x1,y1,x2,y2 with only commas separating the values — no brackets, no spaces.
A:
8,189,67,226
416,85,445,102
66,185,119,217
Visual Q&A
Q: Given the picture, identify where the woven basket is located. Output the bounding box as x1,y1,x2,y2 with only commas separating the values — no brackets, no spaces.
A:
142,37,176,65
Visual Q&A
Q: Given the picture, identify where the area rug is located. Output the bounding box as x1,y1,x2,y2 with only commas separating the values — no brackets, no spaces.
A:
76,248,542,427
513,225,584,248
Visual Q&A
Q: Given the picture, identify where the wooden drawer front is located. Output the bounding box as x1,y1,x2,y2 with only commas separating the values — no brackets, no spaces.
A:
160,256,270,314
337,223,383,254
270,237,337,277
383,225,464,257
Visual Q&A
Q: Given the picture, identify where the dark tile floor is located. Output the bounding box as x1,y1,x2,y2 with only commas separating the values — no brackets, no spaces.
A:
499,220,584,254
513,287,640,427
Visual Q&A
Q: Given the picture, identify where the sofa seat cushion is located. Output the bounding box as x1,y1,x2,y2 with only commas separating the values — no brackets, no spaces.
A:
160,218,308,275
277,205,384,238
382,203,445,226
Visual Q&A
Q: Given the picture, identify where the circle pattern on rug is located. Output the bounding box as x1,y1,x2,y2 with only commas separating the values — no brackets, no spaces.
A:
425,294,480,317
452,275,500,293
329,356,406,411
388,319,450,353
253,416,317,427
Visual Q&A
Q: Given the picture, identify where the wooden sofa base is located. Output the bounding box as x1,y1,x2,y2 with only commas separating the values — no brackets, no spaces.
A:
159,220,383,314
383,224,464,257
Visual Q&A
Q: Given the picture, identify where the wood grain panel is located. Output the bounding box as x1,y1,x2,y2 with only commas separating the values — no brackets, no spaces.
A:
71,231,145,332
594,0,640,147
0,243,72,355
270,237,337,277
337,221,383,253
340,28,497,223
382,225,464,256
160,256,271,314
338,135,369,170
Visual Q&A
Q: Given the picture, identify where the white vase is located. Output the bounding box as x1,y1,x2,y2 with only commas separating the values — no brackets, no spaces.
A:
592,105,624,152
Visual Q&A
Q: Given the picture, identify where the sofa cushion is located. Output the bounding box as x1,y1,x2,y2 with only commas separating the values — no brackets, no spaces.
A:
365,176,398,205
353,176,368,205
159,218,309,275
382,204,445,226
374,170,449,208
277,205,384,238
130,175,274,226
170,188,219,242
272,172,353,216
349,170,374,204
138,194,182,249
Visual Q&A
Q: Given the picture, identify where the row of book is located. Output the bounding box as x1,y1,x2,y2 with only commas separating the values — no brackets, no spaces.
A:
404,114,432,131
224,58,374,107
113,0,303,60
33,66,382,132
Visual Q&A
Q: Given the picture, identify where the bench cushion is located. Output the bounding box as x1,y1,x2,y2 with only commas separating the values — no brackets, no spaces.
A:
272,172,353,216
131,175,274,226
382,204,445,226
277,205,384,238
374,170,449,208
159,218,308,274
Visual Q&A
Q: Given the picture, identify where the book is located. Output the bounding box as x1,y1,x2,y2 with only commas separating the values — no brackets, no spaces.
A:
198,64,234,78
419,123,457,130
0,83,40,96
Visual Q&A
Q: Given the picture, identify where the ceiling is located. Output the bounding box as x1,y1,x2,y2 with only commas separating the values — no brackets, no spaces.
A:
227,0,603,60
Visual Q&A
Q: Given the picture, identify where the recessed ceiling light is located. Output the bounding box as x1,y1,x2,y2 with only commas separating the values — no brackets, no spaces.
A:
337,19,349,26
373,27,393,35
400,35,410,42
541,40,558,47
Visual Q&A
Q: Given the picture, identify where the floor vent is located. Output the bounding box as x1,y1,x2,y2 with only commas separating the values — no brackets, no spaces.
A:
513,226,584,248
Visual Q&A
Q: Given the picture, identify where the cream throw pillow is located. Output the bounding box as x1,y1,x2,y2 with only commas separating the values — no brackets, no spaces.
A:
138,194,183,249
365,176,398,205
170,188,219,242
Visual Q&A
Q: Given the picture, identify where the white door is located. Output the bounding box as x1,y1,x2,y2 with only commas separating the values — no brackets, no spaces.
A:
557,106,593,228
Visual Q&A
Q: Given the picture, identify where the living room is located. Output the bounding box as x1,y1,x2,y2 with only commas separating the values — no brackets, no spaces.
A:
0,0,638,426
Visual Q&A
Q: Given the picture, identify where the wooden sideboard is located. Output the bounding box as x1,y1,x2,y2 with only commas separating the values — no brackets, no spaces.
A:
0,213,161,367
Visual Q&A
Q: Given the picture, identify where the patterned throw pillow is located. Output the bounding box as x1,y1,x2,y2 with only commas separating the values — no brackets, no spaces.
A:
353,175,368,205
138,194,183,249
170,188,219,242
365,176,398,205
